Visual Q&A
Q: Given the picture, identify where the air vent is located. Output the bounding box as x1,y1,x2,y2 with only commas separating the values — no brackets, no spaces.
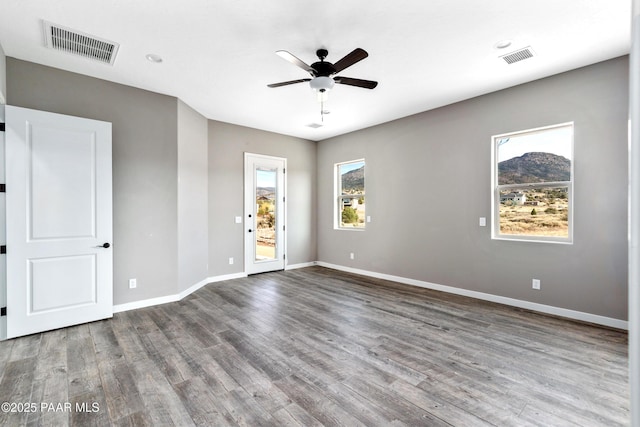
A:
307,123,323,129
501,47,535,65
43,21,119,65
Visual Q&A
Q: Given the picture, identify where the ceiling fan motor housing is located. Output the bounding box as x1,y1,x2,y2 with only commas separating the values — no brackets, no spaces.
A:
310,60,335,77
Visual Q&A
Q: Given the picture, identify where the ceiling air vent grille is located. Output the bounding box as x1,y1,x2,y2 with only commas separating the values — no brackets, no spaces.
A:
501,47,535,65
43,21,119,65
306,123,323,129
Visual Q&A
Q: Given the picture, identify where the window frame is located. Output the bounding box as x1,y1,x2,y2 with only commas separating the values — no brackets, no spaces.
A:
491,122,574,244
335,159,366,231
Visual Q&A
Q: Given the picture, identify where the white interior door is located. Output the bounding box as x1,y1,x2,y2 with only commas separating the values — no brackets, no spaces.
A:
244,153,286,274
5,105,112,339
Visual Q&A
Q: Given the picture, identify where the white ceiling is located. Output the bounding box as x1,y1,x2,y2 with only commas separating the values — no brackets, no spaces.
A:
0,1,631,141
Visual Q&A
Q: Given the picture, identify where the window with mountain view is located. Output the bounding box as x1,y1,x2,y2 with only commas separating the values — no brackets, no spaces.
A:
336,159,365,229
492,123,573,243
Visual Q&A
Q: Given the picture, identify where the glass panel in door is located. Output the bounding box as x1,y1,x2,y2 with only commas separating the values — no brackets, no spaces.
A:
255,167,277,261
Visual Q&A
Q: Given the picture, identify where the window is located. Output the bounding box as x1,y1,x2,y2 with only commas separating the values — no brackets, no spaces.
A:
336,159,365,229
492,123,573,243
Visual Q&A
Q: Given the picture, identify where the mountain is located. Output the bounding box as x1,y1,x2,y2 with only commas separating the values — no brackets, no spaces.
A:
256,187,275,198
498,152,570,185
342,166,364,192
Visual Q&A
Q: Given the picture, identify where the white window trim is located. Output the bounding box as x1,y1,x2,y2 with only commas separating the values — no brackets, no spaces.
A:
335,159,366,231
491,122,574,244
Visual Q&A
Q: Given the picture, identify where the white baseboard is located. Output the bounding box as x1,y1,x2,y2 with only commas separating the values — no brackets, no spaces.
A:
316,262,628,330
113,272,247,313
113,294,180,313
286,261,317,270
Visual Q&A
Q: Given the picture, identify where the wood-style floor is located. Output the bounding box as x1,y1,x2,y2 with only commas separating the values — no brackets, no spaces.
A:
0,266,629,426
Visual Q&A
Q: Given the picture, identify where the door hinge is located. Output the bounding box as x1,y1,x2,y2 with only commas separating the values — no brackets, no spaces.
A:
0,123,5,132
283,254,286,260
1,307,6,317
283,168,285,174
0,245,5,254
0,184,5,193
283,225,286,231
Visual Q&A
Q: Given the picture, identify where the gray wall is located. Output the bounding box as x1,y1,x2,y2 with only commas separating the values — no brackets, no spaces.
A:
7,58,179,305
317,56,629,321
5,55,628,321
208,120,317,274
178,100,209,292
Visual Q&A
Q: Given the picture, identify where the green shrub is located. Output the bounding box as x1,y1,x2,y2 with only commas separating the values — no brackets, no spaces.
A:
342,207,358,224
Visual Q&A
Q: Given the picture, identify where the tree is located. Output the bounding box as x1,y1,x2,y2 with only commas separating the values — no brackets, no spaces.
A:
264,213,275,228
531,208,537,216
342,207,358,224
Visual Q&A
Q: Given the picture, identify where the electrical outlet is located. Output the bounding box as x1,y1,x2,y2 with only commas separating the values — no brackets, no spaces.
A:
229,257,234,265
129,278,137,289
350,252,355,260
532,279,541,290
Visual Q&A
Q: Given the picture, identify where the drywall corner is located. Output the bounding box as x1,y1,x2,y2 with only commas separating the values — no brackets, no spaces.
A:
0,43,6,104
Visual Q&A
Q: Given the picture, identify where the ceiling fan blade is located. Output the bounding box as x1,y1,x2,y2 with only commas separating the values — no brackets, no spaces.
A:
332,48,369,73
334,76,378,89
267,79,311,88
276,50,315,74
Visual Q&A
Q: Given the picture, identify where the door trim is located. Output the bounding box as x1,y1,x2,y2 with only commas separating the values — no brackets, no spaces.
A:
244,153,287,275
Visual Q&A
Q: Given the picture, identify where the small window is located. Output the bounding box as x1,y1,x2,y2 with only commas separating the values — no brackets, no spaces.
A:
492,123,573,243
336,159,365,229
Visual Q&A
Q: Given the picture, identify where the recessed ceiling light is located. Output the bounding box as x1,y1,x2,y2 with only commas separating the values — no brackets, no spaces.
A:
494,40,512,50
145,53,163,63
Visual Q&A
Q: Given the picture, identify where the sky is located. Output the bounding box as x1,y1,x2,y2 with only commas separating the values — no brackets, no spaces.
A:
339,160,365,175
256,169,276,188
497,125,573,162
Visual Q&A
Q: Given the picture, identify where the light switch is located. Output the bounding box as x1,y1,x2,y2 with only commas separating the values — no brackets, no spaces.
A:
479,217,487,227
235,216,242,224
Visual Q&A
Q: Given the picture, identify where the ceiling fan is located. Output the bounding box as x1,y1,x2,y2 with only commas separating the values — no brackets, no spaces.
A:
267,48,378,98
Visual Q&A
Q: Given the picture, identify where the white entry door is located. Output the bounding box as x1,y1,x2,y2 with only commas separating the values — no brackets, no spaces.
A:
5,105,112,339
244,153,286,274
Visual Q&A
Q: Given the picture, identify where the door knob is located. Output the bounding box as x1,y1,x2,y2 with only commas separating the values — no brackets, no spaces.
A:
248,229,252,233
98,242,111,248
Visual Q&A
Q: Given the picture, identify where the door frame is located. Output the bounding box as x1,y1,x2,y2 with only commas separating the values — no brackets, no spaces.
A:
244,152,287,274
0,106,6,341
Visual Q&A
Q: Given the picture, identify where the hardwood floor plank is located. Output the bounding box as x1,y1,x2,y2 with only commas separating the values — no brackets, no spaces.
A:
129,362,195,426
219,387,281,426
274,373,366,426
172,376,236,426
0,266,629,426
0,336,15,378
26,329,69,426
69,391,111,426
387,377,496,426
271,403,322,427
0,357,37,426
8,333,42,361
341,375,451,426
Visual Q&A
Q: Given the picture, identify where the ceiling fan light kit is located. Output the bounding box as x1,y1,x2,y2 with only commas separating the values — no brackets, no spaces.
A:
309,76,335,92
268,48,378,119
